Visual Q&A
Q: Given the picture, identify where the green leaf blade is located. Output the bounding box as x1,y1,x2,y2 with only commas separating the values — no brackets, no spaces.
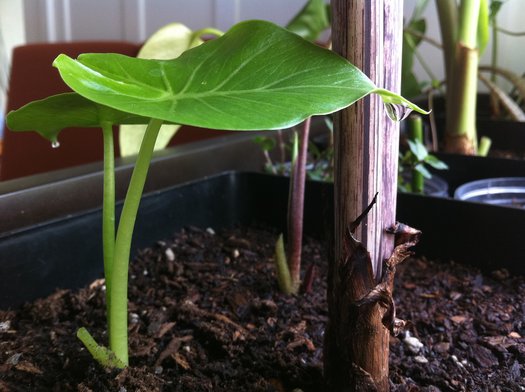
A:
6,92,149,142
253,136,276,151
53,20,378,131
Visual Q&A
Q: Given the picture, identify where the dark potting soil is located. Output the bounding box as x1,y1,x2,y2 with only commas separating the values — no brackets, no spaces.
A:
0,225,524,391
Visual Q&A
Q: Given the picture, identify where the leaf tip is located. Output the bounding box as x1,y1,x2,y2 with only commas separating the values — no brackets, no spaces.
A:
52,53,74,70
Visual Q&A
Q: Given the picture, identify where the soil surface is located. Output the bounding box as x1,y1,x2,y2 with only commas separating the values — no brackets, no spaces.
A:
0,225,524,391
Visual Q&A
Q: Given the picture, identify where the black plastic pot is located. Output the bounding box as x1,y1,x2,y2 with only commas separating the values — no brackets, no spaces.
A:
0,173,305,308
419,93,525,154
2,164,525,309
433,152,525,194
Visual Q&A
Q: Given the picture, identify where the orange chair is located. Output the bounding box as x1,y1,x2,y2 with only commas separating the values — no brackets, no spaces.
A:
1,41,228,181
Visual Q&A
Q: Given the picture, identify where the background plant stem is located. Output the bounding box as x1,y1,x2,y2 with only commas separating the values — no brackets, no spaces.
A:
436,0,458,83
438,0,480,154
490,7,501,116
453,0,480,153
109,118,163,366
408,115,424,193
459,0,480,47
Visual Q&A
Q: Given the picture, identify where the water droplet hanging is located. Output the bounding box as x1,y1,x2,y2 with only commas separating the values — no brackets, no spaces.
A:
384,102,413,122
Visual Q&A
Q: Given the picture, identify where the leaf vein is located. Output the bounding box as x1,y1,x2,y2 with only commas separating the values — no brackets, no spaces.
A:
159,62,174,95
178,41,225,94
208,44,275,93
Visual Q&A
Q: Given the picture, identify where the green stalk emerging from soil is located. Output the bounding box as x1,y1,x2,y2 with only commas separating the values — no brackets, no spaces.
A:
101,122,115,336
109,118,163,365
77,118,162,367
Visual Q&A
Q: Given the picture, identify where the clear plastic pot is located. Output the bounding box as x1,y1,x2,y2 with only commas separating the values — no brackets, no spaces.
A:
454,177,525,208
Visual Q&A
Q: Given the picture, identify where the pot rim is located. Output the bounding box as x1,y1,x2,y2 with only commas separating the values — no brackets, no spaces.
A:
454,177,525,200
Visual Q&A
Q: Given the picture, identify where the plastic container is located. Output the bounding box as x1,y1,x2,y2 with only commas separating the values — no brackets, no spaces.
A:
454,177,525,208
423,175,449,197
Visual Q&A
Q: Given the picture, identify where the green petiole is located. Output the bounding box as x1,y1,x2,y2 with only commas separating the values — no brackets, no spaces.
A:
109,118,163,366
101,121,115,336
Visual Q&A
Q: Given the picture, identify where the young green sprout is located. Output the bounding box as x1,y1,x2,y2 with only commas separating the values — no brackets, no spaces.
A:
6,20,427,368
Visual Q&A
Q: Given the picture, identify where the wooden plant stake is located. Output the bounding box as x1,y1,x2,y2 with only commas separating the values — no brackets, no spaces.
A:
325,1,404,390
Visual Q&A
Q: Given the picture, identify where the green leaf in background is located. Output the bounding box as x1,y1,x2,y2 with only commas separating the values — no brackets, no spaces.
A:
489,0,505,21
401,72,424,99
53,20,427,132
402,16,427,97
411,0,431,21
414,163,432,179
138,23,204,59
408,139,428,161
286,0,330,42
424,154,449,170
253,136,276,151
6,92,148,143
119,23,202,157
401,0,429,97
478,0,490,55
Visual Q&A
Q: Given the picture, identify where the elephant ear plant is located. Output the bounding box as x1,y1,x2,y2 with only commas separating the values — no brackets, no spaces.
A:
6,20,426,369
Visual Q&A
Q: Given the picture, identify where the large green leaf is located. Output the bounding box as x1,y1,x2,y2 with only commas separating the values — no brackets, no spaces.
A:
286,0,330,42
53,20,419,131
6,92,148,143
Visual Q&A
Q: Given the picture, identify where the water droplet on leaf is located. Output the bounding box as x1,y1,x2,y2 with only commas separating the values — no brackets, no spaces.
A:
51,140,60,149
384,102,413,122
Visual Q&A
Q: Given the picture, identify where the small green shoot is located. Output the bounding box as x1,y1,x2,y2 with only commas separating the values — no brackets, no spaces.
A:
274,234,294,294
